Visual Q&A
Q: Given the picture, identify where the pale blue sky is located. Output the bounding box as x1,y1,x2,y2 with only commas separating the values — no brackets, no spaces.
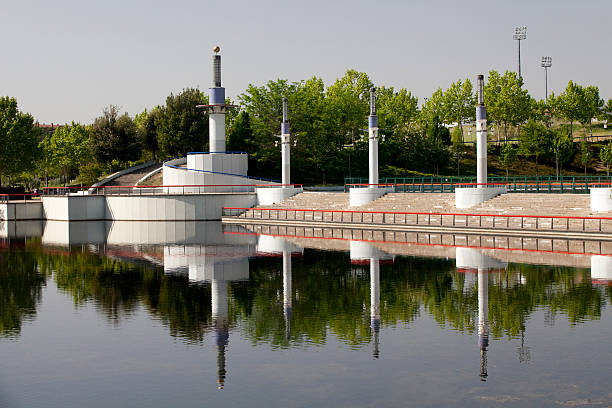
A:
2,0,610,124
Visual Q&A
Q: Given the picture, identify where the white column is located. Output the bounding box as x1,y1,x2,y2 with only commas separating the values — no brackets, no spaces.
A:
476,120,487,188
281,134,290,186
369,127,379,187
209,112,226,153
283,250,292,311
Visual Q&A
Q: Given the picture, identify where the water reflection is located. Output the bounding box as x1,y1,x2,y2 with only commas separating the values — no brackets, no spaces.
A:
1,221,611,363
456,248,507,381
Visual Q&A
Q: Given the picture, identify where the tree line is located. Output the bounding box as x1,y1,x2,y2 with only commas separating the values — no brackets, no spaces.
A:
2,69,612,187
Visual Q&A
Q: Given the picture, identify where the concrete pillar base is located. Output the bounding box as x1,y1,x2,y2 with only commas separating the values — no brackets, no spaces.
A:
590,187,612,212
256,187,303,206
349,187,393,207
455,187,507,209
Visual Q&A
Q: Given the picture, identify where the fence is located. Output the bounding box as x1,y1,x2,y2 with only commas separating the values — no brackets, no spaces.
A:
222,207,612,235
344,175,612,194
41,184,302,196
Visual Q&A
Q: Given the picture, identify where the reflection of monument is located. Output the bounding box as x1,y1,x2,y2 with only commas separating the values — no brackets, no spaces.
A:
456,247,507,381
350,241,393,358
256,235,303,339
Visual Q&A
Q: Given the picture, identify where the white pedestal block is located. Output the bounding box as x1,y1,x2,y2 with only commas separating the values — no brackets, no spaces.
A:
349,187,393,207
590,188,612,212
455,187,507,209
256,187,302,206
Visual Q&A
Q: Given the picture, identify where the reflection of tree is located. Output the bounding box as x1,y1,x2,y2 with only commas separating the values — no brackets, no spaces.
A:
0,250,47,337
2,246,609,348
43,250,213,342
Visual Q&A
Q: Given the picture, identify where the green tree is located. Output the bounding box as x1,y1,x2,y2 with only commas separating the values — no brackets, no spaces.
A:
499,143,518,177
90,106,141,168
0,97,40,186
599,142,612,177
583,86,603,139
580,140,592,176
444,78,475,141
135,107,161,160
552,81,585,139
519,120,551,177
227,110,254,152
49,122,91,185
450,126,464,175
156,88,208,157
484,70,532,142
551,126,574,177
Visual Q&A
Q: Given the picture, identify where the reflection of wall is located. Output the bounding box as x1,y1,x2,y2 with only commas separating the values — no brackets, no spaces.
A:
42,221,108,246
0,220,44,239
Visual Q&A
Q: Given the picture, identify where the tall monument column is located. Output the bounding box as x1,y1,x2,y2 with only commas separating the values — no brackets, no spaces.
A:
476,74,487,188
209,47,227,153
368,87,379,188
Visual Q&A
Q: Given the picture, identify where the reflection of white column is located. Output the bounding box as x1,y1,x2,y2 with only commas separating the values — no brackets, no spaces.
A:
478,268,489,381
370,257,380,359
283,250,292,339
211,279,229,390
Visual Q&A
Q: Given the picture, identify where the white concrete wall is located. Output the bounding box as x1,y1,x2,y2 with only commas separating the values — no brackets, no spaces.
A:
0,202,43,220
163,165,274,194
590,188,612,212
256,187,303,205
106,193,256,221
41,196,106,221
455,187,507,209
187,153,247,176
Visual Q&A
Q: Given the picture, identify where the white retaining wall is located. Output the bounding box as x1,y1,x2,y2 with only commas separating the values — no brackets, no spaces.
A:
0,201,43,220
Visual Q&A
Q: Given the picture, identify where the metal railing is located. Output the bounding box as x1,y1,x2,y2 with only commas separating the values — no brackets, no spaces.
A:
222,207,612,234
344,175,612,194
0,193,40,202
42,184,303,196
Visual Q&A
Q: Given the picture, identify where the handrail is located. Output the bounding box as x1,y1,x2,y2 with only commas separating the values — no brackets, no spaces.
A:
42,184,302,191
187,151,247,155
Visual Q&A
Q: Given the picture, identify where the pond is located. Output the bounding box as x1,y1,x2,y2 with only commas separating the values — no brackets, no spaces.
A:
0,221,611,407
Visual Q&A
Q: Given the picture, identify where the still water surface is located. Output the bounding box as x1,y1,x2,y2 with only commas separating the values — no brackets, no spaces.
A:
1,221,611,407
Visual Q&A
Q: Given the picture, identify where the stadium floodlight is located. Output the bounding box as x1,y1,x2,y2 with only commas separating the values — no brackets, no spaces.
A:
541,56,552,103
513,26,527,78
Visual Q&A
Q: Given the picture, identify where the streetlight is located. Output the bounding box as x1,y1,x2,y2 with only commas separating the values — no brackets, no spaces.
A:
541,56,552,104
513,26,527,78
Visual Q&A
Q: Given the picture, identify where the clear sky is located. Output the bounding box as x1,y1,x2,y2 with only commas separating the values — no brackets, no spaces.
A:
2,0,610,124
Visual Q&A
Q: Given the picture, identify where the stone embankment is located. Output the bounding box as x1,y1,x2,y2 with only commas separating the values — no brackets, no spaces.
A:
256,192,600,217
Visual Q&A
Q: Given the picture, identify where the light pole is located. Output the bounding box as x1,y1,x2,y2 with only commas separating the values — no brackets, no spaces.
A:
541,56,552,103
513,26,527,78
